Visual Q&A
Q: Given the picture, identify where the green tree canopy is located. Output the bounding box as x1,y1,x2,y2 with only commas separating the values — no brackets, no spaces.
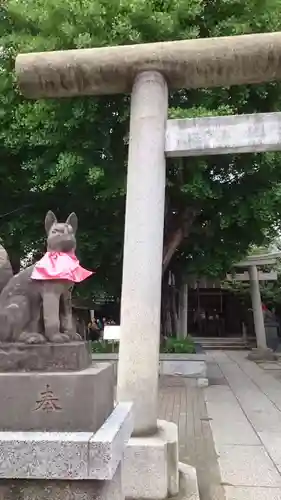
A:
1,0,281,300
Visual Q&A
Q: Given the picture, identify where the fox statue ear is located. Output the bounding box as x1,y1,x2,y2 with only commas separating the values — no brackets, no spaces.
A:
45,211,57,234
66,212,78,234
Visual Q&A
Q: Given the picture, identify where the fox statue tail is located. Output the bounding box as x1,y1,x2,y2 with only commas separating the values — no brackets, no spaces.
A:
0,244,13,295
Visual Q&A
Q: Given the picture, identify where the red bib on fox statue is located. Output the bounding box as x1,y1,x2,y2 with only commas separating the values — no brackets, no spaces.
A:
31,251,93,283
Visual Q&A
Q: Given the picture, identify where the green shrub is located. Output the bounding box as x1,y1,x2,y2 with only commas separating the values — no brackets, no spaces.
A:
91,340,119,353
161,336,196,354
91,335,196,354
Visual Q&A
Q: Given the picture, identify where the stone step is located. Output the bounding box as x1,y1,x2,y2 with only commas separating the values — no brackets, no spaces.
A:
202,345,249,351
195,337,248,342
194,336,254,351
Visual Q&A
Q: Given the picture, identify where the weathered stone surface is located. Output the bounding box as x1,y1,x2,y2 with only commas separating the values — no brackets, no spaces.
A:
205,386,260,447
249,265,268,350
160,360,207,378
89,402,133,480
0,364,114,432
0,211,92,345
247,348,278,362
117,72,167,437
15,32,281,98
0,431,91,480
0,341,91,372
224,486,281,500
165,113,281,158
0,403,133,481
124,420,179,499
178,462,199,500
218,444,281,487
197,377,209,388
0,464,123,500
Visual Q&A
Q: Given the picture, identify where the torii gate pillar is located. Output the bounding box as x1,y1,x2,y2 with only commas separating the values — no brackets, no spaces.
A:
117,71,167,436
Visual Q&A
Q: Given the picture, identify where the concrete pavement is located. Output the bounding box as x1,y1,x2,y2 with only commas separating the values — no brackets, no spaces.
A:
205,351,281,500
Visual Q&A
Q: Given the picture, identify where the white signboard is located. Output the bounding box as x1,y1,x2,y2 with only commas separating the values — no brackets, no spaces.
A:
103,325,121,341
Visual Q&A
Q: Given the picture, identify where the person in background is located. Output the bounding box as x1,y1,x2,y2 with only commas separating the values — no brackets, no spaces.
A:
88,319,101,341
96,317,103,330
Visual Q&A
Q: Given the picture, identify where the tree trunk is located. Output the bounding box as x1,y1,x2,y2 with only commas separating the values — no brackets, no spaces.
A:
163,227,184,274
178,283,188,339
170,274,179,335
161,207,198,338
161,278,172,336
162,207,198,273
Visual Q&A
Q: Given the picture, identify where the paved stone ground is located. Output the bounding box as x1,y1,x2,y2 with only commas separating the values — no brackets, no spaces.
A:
205,351,281,500
159,351,281,500
158,375,225,500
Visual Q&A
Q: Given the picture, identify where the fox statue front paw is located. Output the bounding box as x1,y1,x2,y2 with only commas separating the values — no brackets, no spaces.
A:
18,332,46,344
46,332,70,343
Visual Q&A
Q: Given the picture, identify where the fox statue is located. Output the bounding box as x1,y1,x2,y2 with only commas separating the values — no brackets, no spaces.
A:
0,211,92,344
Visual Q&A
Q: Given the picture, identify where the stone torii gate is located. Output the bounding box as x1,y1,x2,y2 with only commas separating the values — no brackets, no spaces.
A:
15,32,281,500
232,253,280,355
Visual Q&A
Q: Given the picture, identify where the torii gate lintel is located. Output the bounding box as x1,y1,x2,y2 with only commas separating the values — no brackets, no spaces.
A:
15,32,281,99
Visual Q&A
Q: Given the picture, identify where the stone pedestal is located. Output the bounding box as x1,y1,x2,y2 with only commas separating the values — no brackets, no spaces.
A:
0,403,133,500
0,334,131,500
0,468,123,500
124,420,179,500
0,341,91,372
247,347,277,362
0,363,114,432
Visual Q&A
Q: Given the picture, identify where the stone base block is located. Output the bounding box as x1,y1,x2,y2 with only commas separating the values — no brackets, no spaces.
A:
247,348,278,362
0,464,123,500
197,377,209,388
177,462,199,500
0,363,114,432
124,420,179,500
0,341,92,372
0,403,133,480
160,360,207,379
